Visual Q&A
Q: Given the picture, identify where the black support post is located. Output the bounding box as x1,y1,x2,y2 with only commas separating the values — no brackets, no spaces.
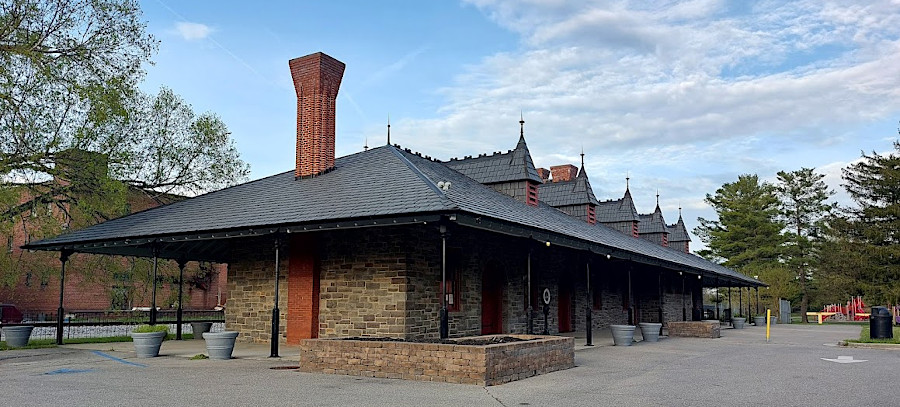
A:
739,286,743,318
681,273,686,321
527,250,533,335
56,250,72,345
627,267,633,325
715,279,720,321
440,225,449,339
150,245,159,326
176,259,187,340
585,262,592,346
271,236,282,358
756,287,760,316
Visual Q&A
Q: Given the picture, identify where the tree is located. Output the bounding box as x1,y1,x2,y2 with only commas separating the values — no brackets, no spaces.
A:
838,140,900,305
0,1,249,297
695,174,787,312
775,168,835,322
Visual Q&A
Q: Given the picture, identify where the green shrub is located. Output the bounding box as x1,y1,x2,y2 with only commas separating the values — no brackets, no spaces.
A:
133,324,169,334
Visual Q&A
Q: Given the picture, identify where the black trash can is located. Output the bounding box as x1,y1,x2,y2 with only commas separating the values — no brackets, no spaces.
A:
870,306,893,339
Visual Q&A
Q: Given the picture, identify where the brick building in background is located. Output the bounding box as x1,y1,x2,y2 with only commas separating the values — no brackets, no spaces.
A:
1,155,226,316
25,52,759,345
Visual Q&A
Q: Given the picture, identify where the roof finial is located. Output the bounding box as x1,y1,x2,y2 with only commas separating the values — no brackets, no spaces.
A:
519,111,525,138
364,136,368,151
678,204,683,217
656,190,660,207
386,114,391,145
626,172,630,190
580,146,585,168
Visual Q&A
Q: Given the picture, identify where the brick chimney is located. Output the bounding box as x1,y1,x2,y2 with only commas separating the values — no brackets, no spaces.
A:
536,168,550,183
289,52,346,178
550,164,578,182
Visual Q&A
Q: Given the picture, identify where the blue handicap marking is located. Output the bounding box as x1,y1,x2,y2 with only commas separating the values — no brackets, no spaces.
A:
91,350,147,368
45,368,95,375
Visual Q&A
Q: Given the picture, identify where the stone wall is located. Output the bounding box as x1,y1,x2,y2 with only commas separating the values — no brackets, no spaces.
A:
668,321,720,338
225,238,288,343
317,228,411,339
298,334,575,386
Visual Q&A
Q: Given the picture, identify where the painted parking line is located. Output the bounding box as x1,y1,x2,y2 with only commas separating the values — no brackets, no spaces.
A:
91,350,147,368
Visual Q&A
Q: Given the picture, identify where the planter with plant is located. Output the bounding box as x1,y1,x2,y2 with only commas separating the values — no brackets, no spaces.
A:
732,316,746,329
2,325,35,348
131,325,168,358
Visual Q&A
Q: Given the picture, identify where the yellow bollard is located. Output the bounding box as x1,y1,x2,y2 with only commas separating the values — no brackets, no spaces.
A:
766,309,771,342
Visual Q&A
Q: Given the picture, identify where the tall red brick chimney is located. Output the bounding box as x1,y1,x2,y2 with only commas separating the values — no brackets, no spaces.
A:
289,52,346,178
550,164,578,182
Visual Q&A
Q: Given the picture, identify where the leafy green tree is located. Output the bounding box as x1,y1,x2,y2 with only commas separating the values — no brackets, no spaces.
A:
838,140,900,305
695,174,787,312
0,1,248,298
775,168,835,322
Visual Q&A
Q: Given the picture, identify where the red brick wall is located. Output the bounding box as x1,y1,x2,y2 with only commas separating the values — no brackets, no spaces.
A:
287,235,319,343
550,164,578,182
289,52,345,178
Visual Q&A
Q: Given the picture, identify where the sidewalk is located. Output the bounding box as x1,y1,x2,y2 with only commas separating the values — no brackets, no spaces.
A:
63,338,301,361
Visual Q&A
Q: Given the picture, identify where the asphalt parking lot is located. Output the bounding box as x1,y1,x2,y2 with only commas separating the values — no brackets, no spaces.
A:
1,323,895,406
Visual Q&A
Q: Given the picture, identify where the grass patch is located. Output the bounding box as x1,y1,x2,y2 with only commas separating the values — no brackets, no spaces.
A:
0,339,57,350
846,325,900,344
190,354,209,360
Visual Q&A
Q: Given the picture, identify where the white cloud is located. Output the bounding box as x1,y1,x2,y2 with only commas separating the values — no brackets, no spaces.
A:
387,0,900,251
173,22,214,41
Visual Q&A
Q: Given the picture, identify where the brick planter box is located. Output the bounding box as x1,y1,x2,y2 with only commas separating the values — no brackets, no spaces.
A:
667,321,721,338
298,334,574,386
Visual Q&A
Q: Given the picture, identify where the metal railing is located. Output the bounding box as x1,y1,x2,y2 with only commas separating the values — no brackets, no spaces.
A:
1,309,225,341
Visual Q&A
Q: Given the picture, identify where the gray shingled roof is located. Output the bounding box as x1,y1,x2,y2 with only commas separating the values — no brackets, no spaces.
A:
537,166,598,207
595,188,640,223
667,215,691,243
638,206,669,234
444,134,543,184
27,145,759,286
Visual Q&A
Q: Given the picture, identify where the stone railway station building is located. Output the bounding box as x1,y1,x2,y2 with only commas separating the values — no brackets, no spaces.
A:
26,52,762,347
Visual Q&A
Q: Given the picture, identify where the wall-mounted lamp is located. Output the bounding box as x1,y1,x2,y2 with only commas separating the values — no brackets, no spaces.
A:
606,254,611,260
545,241,551,247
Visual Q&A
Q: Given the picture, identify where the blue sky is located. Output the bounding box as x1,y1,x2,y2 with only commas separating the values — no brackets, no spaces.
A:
139,0,900,250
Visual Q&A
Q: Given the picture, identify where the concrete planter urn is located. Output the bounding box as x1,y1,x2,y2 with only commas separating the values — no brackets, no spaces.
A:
3,325,34,347
131,331,167,358
638,322,662,342
203,331,239,360
610,324,636,346
770,316,778,324
754,316,766,326
190,322,212,339
732,317,746,329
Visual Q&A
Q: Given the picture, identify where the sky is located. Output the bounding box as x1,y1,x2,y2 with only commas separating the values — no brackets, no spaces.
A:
138,0,900,250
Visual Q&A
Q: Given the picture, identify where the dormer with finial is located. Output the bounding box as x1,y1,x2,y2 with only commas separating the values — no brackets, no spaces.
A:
537,149,598,224
445,114,543,206
596,175,641,237
666,206,692,253
637,191,670,247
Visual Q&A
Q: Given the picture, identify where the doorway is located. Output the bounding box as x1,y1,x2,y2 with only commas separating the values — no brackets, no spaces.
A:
481,266,504,335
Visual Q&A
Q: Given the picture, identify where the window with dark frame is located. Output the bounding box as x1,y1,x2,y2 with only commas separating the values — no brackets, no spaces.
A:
442,248,463,312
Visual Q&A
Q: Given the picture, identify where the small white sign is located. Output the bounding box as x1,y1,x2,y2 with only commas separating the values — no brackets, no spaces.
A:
542,288,551,305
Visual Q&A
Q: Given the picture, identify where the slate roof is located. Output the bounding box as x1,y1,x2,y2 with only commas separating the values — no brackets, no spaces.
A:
667,214,691,243
595,188,640,223
537,166,598,207
26,144,760,286
638,205,669,235
444,134,543,184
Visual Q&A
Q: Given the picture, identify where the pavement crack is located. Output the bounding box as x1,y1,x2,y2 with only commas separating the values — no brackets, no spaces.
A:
483,386,507,406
